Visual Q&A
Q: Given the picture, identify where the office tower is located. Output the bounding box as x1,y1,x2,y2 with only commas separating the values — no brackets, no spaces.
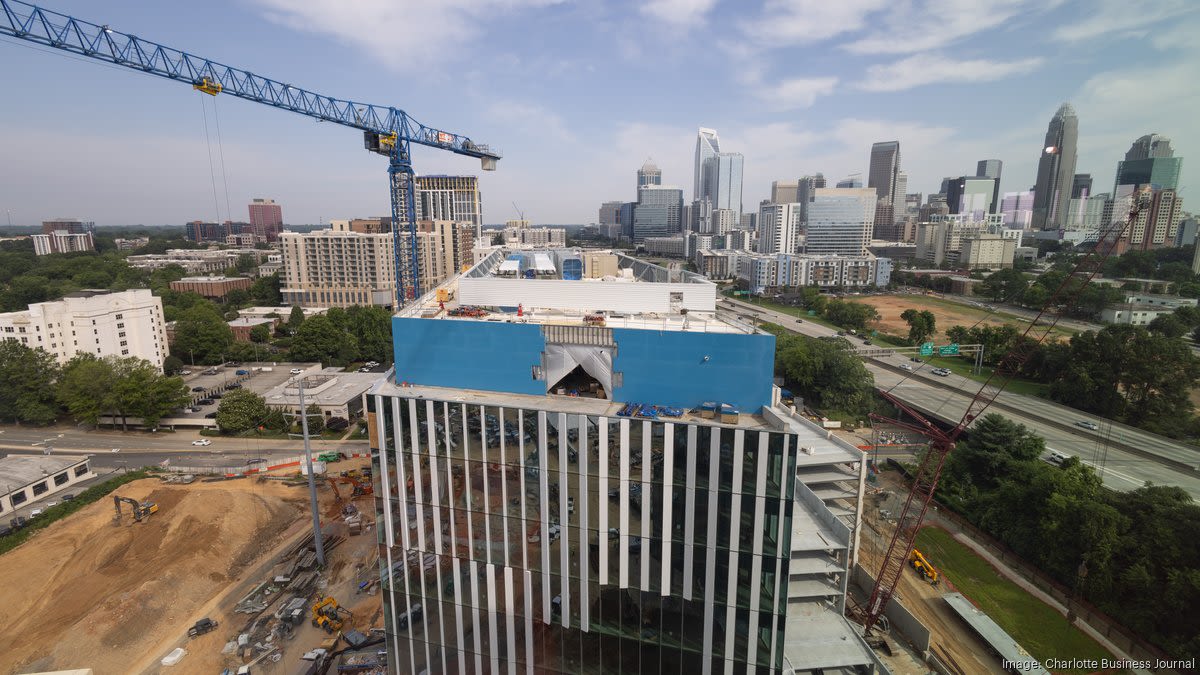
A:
619,202,636,240
371,251,877,674
1031,103,1079,230
867,141,901,229
0,289,167,369
757,202,801,254
999,191,1034,228
939,177,955,196
693,128,744,213
795,174,826,223
836,174,863,188
415,175,484,239
1071,174,1093,199
975,159,1003,214
771,180,801,204
637,160,662,189
690,197,713,234
248,198,284,241
632,185,684,241
599,202,623,239
1114,134,1182,192
740,212,756,230
806,187,875,256
946,177,997,218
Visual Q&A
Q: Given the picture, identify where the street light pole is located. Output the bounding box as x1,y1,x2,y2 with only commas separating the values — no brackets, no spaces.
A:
298,376,326,567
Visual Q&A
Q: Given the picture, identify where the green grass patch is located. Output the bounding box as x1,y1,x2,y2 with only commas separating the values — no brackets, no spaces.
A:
922,355,1051,398
0,469,152,556
914,527,1113,673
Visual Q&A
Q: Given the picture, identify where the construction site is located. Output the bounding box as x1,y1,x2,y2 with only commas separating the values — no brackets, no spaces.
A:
0,460,384,675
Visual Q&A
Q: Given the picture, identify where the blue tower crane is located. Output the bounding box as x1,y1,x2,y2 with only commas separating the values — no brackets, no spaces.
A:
0,0,500,304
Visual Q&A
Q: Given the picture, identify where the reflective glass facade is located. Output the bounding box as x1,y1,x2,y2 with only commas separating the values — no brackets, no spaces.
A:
368,395,799,674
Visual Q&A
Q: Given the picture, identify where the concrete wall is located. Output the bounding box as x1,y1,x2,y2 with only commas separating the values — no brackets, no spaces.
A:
851,563,932,653
611,328,774,410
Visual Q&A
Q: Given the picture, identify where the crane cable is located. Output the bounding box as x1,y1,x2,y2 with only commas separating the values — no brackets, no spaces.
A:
211,96,235,231
198,96,223,224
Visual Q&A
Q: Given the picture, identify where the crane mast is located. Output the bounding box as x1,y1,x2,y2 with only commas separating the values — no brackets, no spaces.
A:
0,0,501,304
857,187,1153,634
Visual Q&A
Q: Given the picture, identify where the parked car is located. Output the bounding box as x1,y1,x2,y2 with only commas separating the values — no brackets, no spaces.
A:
862,339,873,346
225,383,241,389
62,493,74,501
179,369,192,375
192,439,212,446
30,509,43,518
202,369,219,376
0,525,11,537
210,392,222,399
197,398,215,406
10,516,27,530
290,368,304,375
191,386,206,392
205,412,218,419
1075,420,1100,431
235,369,250,376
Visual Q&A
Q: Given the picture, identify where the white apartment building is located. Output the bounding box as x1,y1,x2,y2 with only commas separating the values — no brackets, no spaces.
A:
959,234,1018,269
736,253,890,294
126,248,264,274
757,202,801,255
415,175,483,240
504,226,566,247
805,188,876,256
914,214,1007,266
32,231,95,256
0,289,168,370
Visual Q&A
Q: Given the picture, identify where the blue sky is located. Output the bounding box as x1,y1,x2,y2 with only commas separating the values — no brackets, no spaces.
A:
0,0,1196,226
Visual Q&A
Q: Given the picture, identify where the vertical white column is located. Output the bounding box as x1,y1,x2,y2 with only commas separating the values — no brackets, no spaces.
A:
487,563,500,674
640,420,651,592
683,425,698,600
517,409,529,571
598,418,609,586
660,422,674,596
452,557,467,675
523,569,535,675
500,407,511,568
375,395,394,548
701,428,720,675
724,429,745,670
470,559,483,674
425,400,443,555
579,416,590,629
618,418,630,590
539,411,551,621
558,413,570,628
407,398,426,554
505,566,517,675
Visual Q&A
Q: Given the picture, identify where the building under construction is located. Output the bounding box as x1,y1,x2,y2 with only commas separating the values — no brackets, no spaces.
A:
366,249,881,673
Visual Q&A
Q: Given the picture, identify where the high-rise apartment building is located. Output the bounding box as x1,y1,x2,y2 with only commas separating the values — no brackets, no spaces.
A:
693,128,743,214
1114,135,1182,193
770,180,800,204
281,227,397,308
637,160,662,189
416,175,484,239
757,202,801,255
32,230,94,255
975,159,1003,214
1116,187,1183,253
368,249,879,674
0,289,167,370
712,209,738,236
632,186,684,241
805,188,876,256
248,198,284,242
1032,103,1079,230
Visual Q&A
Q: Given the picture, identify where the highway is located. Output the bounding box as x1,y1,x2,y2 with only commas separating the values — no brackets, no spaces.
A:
720,297,1200,500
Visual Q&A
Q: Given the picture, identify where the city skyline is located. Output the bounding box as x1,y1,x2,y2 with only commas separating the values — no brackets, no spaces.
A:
0,0,1197,226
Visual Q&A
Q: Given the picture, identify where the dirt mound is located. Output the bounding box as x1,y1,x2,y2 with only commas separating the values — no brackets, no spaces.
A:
0,478,308,675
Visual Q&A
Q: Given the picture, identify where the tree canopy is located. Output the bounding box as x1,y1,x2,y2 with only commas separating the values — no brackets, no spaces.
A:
763,324,875,418
171,303,234,365
900,308,936,344
216,389,269,433
0,341,60,424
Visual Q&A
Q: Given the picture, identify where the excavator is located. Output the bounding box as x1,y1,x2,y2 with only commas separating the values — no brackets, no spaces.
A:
311,596,353,634
327,475,373,501
908,548,940,586
112,495,158,524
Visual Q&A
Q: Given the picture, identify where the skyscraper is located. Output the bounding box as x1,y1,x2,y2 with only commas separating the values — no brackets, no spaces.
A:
796,174,826,223
975,160,1003,214
867,141,901,230
770,180,800,204
805,187,876,256
757,202,801,255
1114,134,1182,193
637,160,662,189
1071,174,1093,199
693,128,743,214
946,177,997,218
836,174,862,188
1031,103,1079,230
415,175,484,240
632,185,684,241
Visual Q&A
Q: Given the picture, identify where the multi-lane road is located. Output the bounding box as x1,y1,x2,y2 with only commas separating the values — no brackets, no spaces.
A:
720,297,1200,499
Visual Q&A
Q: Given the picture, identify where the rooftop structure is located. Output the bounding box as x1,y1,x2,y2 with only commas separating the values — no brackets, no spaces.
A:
261,368,380,419
0,454,94,514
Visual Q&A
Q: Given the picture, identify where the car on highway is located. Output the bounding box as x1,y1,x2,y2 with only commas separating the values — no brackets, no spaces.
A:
931,368,952,377
290,368,304,375
1046,450,1068,465
1075,420,1100,431
910,357,922,363
191,386,206,392
191,439,212,446
899,363,914,371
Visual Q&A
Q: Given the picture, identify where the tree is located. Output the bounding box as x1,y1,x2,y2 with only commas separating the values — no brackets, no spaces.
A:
764,324,875,417
105,356,186,431
287,305,305,334
289,314,356,365
0,341,60,424
234,253,257,274
163,354,185,375
345,305,393,363
250,272,282,306
302,403,325,434
224,288,251,307
216,389,269,433
58,354,114,427
900,308,936,344
823,299,879,333
977,268,1027,303
172,304,234,365
249,323,271,343
1149,314,1188,338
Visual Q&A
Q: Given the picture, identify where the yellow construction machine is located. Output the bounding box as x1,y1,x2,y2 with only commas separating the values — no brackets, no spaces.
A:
908,548,940,585
112,496,159,524
311,596,353,634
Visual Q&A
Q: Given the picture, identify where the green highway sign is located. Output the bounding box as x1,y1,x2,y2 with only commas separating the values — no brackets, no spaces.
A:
939,343,960,356
920,342,934,356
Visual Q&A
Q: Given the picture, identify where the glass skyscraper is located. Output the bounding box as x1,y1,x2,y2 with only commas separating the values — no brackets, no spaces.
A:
1031,103,1079,230
632,186,684,241
693,128,744,215
805,188,876,256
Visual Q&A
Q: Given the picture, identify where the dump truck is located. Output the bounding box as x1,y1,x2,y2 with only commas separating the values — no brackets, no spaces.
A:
908,548,939,585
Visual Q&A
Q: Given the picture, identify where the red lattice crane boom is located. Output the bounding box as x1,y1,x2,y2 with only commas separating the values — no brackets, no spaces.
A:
857,187,1153,634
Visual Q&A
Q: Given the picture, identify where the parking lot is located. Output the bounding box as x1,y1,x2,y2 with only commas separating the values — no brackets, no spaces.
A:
174,362,323,420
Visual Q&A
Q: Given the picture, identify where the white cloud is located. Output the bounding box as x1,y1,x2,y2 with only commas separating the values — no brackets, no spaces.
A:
844,0,1053,55
487,101,574,143
858,53,1042,92
758,77,838,110
1053,0,1197,43
639,0,718,26
250,0,562,71
739,0,889,47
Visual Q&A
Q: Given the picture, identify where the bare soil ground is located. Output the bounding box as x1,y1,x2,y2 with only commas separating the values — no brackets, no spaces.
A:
846,293,1016,341
0,477,311,675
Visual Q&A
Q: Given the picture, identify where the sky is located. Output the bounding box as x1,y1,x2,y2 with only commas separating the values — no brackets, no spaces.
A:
0,0,1197,227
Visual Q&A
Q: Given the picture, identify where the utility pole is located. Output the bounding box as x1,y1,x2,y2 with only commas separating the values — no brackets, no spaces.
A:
298,376,326,566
